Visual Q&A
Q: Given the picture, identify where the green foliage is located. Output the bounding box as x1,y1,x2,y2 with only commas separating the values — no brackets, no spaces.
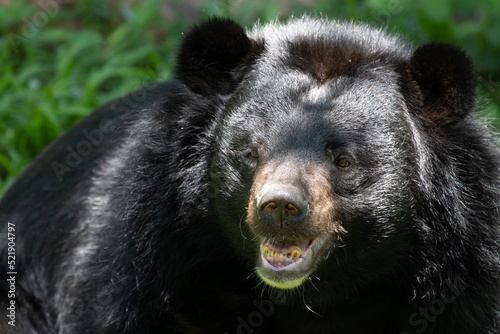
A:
1,0,499,195
0,0,179,193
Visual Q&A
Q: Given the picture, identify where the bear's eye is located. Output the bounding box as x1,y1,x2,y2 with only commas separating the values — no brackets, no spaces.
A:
248,150,259,159
243,147,259,164
335,157,351,169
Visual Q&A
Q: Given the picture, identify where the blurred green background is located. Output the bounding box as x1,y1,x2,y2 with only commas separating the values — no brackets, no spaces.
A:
1,0,499,195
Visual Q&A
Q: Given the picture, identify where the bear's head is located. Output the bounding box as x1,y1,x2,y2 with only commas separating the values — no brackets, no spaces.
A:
175,17,477,292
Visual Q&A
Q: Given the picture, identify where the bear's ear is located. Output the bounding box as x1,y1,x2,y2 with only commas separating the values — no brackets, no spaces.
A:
406,43,477,125
176,17,256,95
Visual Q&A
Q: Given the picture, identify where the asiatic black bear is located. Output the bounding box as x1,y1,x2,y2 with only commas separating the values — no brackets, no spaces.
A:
1,17,499,334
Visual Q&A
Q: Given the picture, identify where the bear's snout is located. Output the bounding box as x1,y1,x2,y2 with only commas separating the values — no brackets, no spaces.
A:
257,184,309,227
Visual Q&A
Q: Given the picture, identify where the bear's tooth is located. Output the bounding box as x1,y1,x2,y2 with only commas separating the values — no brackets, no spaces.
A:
291,249,301,259
263,246,272,258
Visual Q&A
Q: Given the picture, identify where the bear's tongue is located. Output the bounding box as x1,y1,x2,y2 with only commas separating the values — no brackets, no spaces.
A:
261,238,312,268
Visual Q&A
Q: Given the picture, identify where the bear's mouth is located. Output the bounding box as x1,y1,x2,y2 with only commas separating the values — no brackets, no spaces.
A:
256,235,330,289
260,238,311,268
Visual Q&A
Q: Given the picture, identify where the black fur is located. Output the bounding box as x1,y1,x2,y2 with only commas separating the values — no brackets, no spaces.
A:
1,17,499,334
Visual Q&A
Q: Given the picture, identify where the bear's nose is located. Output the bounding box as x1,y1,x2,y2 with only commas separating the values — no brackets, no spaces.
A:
257,185,309,227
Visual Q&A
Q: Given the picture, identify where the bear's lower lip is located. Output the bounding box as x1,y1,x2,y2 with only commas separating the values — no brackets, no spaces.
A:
256,235,330,289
